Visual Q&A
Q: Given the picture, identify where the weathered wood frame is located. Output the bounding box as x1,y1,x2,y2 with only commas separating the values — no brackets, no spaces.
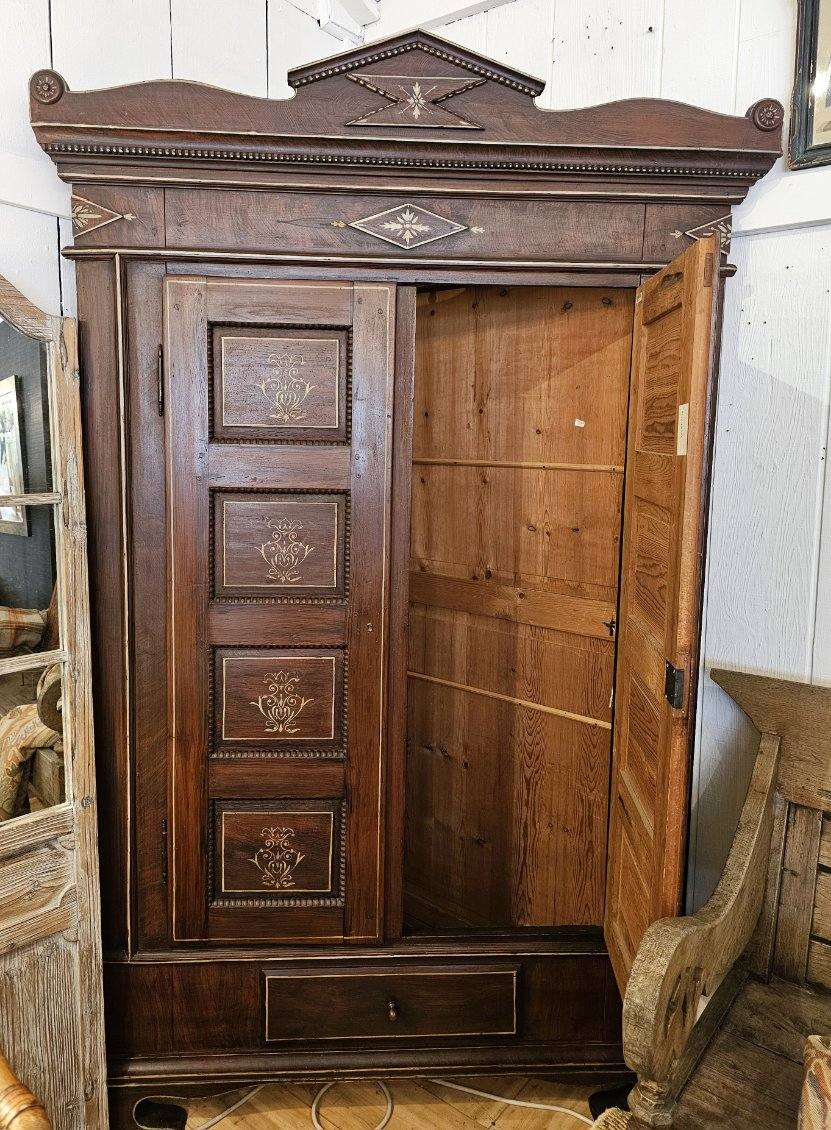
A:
618,668,831,1127
0,276,107,1127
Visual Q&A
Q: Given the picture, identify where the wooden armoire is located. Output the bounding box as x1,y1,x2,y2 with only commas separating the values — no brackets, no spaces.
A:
30,31,782,1116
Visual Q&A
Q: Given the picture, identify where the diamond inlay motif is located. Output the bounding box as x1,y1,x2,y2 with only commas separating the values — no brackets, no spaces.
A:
348,204,467,249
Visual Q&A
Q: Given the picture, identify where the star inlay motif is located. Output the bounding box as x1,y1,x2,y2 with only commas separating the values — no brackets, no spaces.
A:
346,73,486,129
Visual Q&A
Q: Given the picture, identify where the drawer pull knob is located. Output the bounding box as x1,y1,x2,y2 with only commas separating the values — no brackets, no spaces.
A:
387,999,399,1022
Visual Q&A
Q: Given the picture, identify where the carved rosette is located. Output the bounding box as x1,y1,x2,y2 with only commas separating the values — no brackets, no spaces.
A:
748,98,784,132
30,69,65,105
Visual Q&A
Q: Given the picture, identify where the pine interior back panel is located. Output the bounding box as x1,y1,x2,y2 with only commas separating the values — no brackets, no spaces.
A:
405,285,634,931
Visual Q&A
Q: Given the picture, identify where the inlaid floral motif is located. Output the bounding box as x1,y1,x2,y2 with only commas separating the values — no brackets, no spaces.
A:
259,516,315,584
250,670,313,734
248,826,306,889
382,207,432,246
258,351,317,423
348,202,467,249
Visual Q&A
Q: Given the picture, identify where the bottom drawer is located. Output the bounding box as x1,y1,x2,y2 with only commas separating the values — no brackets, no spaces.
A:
263,964,518,1042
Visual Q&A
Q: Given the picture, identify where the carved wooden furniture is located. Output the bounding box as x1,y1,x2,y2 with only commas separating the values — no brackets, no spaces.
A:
605,670,831,1128
29,30,784,1118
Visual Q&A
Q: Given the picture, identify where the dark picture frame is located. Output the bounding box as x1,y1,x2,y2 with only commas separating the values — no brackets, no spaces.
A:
790,0,831,167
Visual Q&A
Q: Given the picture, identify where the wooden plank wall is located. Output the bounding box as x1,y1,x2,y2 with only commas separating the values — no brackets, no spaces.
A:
1,0,829,915
405,285,632,929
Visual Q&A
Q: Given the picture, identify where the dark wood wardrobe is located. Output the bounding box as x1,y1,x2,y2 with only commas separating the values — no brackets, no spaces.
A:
29,30,782,1115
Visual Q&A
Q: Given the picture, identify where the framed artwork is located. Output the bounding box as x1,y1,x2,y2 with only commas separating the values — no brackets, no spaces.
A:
0,374,29,536
791,0,831,167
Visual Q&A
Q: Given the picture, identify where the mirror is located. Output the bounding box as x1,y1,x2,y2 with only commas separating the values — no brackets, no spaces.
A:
0,314,63,822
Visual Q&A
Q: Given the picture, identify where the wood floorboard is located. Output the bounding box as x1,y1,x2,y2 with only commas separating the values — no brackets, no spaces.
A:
184,1076,595,1128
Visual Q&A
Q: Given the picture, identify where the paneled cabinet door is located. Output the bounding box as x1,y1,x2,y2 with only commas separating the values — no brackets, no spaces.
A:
165,279,396,943
604,236,720,993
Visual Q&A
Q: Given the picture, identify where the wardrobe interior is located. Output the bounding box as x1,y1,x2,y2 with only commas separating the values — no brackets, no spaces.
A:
403,284,637,935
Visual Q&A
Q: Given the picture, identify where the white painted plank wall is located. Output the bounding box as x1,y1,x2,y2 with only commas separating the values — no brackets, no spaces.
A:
1,0,829,912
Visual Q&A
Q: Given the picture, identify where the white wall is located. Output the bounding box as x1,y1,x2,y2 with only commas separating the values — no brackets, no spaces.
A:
1,0,828,908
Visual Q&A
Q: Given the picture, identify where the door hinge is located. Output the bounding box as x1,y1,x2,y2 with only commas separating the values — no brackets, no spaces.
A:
157,344,164,416
161,817,169,885
664,661,685,709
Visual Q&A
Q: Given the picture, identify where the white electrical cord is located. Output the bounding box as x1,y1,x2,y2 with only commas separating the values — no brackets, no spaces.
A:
311,1080,394,1130
431,1077,594,1124
194,1084,264,1129
190,1076,594,1128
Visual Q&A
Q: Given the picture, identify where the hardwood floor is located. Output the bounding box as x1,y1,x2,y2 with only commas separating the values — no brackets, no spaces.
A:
185,1076,595,1128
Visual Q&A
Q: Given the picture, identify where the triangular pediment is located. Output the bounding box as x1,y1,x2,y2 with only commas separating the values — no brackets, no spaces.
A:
287,29,545,99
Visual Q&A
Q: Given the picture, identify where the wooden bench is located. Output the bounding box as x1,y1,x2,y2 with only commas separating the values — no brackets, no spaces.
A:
601,669,831,1129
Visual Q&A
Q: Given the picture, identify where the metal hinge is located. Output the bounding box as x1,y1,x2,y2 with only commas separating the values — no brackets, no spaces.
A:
664,661,685,709
157,344,164,416
161,817,169,885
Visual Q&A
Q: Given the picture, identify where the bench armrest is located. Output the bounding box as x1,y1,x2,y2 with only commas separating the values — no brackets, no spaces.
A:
622,731,780,1126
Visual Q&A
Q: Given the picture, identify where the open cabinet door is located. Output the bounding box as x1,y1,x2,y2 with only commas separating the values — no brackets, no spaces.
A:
0,277,107,1126
604,236,721,994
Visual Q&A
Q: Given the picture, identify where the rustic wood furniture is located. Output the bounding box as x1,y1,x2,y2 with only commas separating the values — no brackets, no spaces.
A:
0,275,107,1127
29,30,784,1120
603,670,831,1128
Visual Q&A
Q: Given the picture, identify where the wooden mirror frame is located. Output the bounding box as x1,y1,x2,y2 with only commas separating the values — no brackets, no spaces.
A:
0,276,106,1127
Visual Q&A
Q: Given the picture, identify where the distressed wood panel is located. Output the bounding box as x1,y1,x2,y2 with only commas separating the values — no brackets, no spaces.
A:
0,938,85,1130
171,0,267,96
411,463,623,601
214,492,346,599
773,804,822,981
215,801,342,898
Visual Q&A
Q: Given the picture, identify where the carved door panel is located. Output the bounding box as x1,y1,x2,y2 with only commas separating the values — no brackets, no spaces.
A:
604,237,720,993
165,279,395,943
